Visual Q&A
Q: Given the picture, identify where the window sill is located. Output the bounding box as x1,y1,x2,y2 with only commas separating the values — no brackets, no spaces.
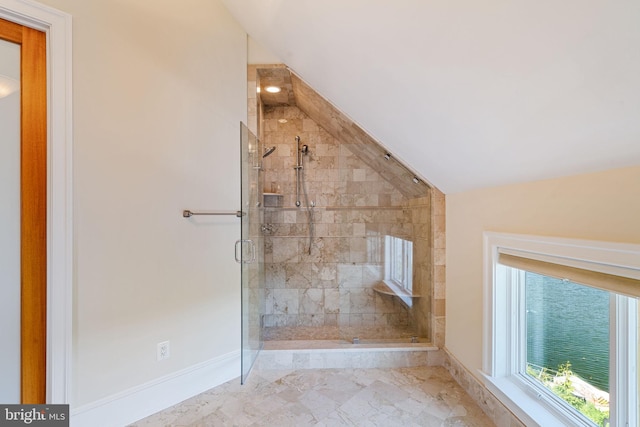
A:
480,372,593,427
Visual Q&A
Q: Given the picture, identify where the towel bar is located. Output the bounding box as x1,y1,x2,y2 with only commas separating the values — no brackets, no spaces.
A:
182,209,243,218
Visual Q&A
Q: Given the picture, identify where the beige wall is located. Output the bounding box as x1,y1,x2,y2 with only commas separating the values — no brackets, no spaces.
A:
248,36,281,64
37,0,247,407
446,165,640,374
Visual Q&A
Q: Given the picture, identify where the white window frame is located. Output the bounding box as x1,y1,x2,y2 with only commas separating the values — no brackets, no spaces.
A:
384,235,414,307
482,232,640,427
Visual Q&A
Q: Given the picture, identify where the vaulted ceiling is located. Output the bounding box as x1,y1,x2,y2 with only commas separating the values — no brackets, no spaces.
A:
222,1,640,193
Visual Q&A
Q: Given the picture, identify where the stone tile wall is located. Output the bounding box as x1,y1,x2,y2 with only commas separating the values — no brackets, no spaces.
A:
431,188,446,348
261,105,430,341
406,196,432,341
291,73,430,199
256,346,443,370
249,65,445,347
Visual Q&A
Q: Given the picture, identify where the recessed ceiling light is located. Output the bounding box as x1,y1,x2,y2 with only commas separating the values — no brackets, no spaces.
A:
265,86,281,93
278,119,288,124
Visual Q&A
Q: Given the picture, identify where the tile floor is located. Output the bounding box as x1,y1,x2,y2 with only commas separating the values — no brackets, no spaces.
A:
263,325,420,341
130,366,494,426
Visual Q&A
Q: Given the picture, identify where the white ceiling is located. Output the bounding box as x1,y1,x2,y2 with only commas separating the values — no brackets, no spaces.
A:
223,0,640,193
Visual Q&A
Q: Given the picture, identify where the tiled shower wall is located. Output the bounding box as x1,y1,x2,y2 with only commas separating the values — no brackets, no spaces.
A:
261,105,432,341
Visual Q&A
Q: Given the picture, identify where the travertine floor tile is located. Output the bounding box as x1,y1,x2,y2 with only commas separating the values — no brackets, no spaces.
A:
130,366,494,426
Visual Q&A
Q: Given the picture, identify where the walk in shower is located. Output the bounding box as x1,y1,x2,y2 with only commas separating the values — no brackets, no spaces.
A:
243,66,441,357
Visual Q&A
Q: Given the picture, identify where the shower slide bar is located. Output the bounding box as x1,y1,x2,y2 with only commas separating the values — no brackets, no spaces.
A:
182,209,244,218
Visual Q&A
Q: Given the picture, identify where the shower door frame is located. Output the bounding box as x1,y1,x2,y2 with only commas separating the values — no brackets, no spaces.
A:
240,122,265,383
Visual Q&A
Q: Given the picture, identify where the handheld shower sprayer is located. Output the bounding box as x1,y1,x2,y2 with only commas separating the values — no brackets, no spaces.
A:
294,136,303,207
292,135,314,254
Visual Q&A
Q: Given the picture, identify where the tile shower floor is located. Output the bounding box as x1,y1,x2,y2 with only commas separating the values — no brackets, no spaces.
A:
130,366,494,426
263,325,422,342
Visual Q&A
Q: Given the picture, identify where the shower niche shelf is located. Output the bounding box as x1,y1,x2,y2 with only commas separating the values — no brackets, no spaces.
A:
263,192,283,207
373,281,422,298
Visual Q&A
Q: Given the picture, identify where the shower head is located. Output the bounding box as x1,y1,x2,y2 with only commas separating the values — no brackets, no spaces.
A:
263,146,276,158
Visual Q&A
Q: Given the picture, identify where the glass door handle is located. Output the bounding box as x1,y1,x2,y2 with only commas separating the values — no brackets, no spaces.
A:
235,239,256,264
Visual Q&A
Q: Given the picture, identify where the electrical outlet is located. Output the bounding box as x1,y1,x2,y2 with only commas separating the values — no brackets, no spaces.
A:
157,341,170,361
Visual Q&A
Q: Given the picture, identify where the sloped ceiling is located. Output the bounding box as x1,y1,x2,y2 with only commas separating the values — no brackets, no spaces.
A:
222,0,640,194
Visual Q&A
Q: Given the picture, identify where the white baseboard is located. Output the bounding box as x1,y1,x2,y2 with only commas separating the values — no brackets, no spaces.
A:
71,350,240,427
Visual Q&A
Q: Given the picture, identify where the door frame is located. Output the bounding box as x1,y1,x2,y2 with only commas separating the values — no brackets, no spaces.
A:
1,15,48,404
0,0,72,403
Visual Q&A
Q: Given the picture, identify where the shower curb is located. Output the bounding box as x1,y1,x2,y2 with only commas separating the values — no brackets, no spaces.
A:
256,341,443,370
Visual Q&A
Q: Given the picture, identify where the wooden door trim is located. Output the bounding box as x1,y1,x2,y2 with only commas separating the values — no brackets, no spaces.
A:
0,1,72,404
0,17,48,404
0,16,21,42
20,23,48,405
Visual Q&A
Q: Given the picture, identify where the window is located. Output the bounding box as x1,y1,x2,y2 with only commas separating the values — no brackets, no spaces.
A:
384,235,413,306
525,272,611,426
483,233,640,427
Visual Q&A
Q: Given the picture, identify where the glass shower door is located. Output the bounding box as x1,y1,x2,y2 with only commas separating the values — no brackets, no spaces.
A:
240,123,264,383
